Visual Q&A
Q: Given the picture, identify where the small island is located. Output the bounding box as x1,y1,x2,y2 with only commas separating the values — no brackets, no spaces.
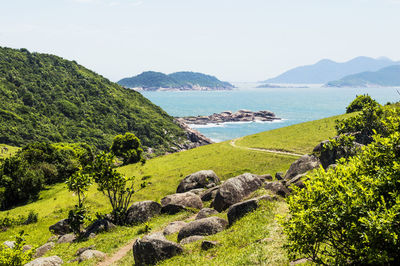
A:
118,71,234,91
176,109,281,125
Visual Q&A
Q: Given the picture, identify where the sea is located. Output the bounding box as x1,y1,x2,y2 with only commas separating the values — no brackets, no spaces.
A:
140,83,400,142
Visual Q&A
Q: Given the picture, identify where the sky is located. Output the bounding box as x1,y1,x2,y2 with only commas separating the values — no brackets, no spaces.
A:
1,0,400,82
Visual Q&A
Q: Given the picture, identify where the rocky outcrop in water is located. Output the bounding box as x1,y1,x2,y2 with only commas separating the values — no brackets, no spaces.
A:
177,109,280,125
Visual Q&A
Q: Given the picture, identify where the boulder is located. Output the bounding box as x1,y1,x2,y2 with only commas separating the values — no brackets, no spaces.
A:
177,216,228,241
286,174,307,190
133,233,183,265
313,139,362,169
264,181,290,197
201,240,219,250
257,174,273,182
212,173,263,212
201,186,220,202
177,170,220,193
180,235,204,245
284,155,320,180
161,192,203,211
161,204,186,215
227,196,275,226
79,250,106,262
47,236,58,243
23,245,32,252
3,241,15,249
34,242,55,258
275,172,284,180
25,256,63,266
57,233,76,244
83,219,116,238
187,188,205,195
49,219,72,235
126,201,162,225
195,208,219,220
163,221,187,235
75,245,95,256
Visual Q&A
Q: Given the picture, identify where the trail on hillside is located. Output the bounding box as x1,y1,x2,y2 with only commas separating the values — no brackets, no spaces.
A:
97,214,197,266
229,138,304,157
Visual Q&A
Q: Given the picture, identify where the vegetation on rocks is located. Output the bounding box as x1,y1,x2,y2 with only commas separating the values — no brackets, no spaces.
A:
345,94,380,113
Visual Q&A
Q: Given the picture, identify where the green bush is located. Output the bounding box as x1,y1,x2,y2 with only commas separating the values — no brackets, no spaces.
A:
0,231,34,265
283,132,400,264
346,94,380,113
110,132,145,165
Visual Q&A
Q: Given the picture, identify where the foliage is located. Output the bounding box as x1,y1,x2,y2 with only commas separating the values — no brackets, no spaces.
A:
0,142,94,210
346,94,380,113
110,132,145,165
283,132,400,265
0,47,187,152
118,71,234,90
66,172,92,235
336,104,400,144
0,211,38,230
0,231,34,266
89,152,137,225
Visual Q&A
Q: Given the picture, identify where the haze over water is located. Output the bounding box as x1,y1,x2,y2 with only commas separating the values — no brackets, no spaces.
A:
141,83,399,142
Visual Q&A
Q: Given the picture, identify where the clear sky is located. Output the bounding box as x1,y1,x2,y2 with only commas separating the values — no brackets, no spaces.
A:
1,0,399,82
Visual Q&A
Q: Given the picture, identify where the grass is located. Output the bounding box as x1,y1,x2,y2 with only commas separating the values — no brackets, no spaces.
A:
0,144,20,159
235,113,355,154
116,199,289,266
0,112,349,265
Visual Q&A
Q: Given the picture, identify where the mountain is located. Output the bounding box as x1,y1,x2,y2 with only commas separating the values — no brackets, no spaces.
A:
0,47,193,152
326,65,400,87
118,71,234,91
264,56,400,84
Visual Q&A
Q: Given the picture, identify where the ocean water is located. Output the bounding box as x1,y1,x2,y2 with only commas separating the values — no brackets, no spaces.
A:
141,83,400,142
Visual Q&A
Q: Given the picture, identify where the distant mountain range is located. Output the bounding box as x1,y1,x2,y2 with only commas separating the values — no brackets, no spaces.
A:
264,56,400,84
326,65,400,87
118,71,234,91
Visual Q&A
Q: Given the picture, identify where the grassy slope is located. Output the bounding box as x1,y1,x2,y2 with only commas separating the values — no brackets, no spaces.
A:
0,113,348,265
236,113,355,154
0,144,19,159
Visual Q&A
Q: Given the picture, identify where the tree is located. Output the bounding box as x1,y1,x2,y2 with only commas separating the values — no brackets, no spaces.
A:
110,132,145,165
346,94,380,113
283,113,400,264
66,172,92,235
89,152,136,225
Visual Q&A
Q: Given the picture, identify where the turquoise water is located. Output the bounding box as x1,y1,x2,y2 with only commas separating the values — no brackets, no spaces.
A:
141,83,399,142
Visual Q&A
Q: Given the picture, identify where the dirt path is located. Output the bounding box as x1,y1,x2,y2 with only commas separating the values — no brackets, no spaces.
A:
97,214,197,266
229,138,304,157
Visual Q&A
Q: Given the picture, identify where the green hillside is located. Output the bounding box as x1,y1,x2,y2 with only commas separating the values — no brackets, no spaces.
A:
0,113,347,265
117,71,234,90
326,65,400,87
0,47,187,151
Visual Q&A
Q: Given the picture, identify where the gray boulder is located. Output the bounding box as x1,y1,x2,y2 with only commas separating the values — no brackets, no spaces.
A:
83,219,116,238
177,216,228,241
177,170,220,193
3,241,15,249
227,196,275,225
161,192,203,213
187,188,205,195
212,173,263,212
25,256,63,266
264,181,290,197
195,208,219,220
133,233,183,265
286,174,307,190
201,240,219,250
284,155,320,181
34,242,55,258
57,233,76,244
180,235,204,245
257,174,273,182
163,221,187,235
49,219,71,235
275,172,284,180
79,250,106,262
75,245,95,256
126,201,162,225
201,186,220,202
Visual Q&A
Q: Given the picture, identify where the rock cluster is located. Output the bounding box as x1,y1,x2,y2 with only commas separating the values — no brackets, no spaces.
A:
177,109,280,125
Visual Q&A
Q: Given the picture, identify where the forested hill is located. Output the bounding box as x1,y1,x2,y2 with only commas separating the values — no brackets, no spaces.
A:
0,47,188,151
118,71,234,90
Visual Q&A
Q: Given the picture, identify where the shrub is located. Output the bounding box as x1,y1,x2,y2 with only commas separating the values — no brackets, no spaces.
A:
346,94,380,113
110,132,145,165
283,132,400,264
0,231,34,265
